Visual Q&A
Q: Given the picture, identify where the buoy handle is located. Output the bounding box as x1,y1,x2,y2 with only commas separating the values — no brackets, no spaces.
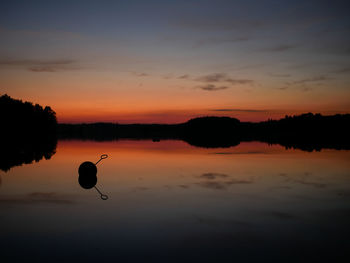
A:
100,194,108,200
95,154,108,165
94,186,108,200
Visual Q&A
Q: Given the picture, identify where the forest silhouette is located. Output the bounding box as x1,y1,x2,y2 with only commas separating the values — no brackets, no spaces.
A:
1,94,350,171
59,113,350,151
0,95,57,171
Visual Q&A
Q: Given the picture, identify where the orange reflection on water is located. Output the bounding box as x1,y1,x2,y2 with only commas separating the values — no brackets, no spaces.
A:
1,139,349,199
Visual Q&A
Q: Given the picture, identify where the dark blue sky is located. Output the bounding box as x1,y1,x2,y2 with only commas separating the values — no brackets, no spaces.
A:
1,0,350,122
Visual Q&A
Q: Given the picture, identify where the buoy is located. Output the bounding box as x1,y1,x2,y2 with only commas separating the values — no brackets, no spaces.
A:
78,154,108,200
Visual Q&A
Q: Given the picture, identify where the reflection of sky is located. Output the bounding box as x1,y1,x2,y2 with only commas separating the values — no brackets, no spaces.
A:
1,0,350,123
1,140,350,261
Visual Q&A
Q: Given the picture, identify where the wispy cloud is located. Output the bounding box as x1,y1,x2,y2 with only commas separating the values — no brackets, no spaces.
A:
177,16,265,32
178,74,190,79
330,66,350,74
269,73,291,78
197,84,229,91
260,44,297,52
196,73,253,85
301,87,313,92
131,71,150,77
210,109,267,112
193,36,249,48
0,58,79,72
289,75,333,85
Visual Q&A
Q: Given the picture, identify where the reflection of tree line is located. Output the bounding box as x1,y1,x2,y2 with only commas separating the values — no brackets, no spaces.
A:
58,114,350,151
0,95,57,172
1,94,350,171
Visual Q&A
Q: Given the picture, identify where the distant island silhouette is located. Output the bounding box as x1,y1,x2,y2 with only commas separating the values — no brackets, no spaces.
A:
1,94,350,171
59,113,350,151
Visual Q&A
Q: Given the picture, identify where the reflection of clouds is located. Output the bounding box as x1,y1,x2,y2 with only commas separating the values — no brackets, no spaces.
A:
133,187,149,191
197,179,252,190
196,172,253,190
264,211,295,220
197,181,229,190
178,184,190,189
200,173,229,180
279,172,328,188
294,180,327,188
195,216,251,227
0,192,76,205
270,186,292,190
212,151,267,155
337,190,350,197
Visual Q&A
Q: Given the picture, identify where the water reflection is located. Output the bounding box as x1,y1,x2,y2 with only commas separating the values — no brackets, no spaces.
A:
0,137,57,172
0,140,349,262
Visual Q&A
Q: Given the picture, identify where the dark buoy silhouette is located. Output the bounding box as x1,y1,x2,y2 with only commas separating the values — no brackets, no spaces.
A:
78,154,108,200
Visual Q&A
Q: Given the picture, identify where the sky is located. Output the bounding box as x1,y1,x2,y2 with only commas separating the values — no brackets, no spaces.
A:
0,0,349,123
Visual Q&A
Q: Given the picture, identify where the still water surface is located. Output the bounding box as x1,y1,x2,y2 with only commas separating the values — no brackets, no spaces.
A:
1,140,349,262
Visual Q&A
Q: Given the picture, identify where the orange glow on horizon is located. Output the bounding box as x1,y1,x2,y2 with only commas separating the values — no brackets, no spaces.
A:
56,108,350,124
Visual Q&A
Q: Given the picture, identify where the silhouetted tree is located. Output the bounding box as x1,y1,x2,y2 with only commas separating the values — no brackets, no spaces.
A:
0,94,57,171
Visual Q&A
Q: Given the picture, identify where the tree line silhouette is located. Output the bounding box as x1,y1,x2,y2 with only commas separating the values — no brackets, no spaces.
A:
0,94,57,171
58,114,350,151
1,94,350,171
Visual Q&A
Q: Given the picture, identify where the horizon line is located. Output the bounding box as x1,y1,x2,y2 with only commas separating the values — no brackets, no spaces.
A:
57,112,350,125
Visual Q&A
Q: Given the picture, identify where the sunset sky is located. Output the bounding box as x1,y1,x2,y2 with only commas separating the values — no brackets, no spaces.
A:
1,0,349,123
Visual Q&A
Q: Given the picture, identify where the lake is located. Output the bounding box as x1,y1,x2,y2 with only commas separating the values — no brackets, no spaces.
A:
1,140,349,262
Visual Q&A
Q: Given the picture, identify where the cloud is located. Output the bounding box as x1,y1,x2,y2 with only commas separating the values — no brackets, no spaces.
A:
176,16,265,32
178,74,190,79
261,44,297,52
28,67,58,72
131,72,149,77
196,73,228,82
288,75,333,85
197,84,229,91
269,73,291,78
193,36,249,48
179,73,253,91
210,108,267,112
0,58,78,72
330,67,350,74
196,73,253,85
301,87,313,92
